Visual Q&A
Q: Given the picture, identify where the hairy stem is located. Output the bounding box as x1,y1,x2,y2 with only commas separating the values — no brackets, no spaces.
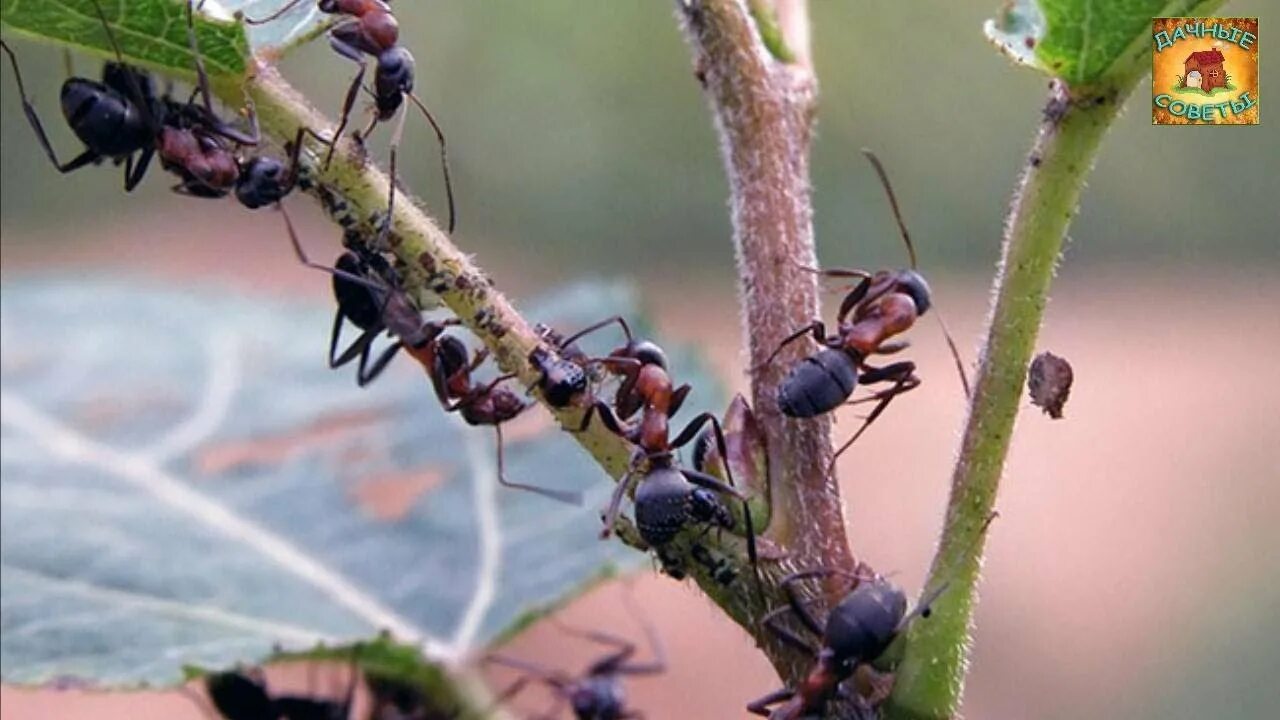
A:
678,0,858,697
884,81,1121,719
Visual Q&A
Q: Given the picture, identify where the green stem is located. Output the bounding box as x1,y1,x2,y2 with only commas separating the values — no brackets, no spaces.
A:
884,81,1120,719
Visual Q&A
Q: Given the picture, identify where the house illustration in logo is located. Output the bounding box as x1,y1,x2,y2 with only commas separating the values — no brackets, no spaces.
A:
1181,49,1227,91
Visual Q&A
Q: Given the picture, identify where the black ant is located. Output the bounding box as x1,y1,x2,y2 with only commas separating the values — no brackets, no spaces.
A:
748,514,996,718
189,658,360,720
287,224,579,505
484,594,666,720
0,2,312,212
244,0,456,234
565,317,760,584
767,150,969,469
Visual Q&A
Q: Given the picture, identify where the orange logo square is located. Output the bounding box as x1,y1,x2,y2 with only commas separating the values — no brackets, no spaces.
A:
1152,18,1259,125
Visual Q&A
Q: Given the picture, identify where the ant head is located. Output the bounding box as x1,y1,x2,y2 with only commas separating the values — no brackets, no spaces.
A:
434,336,470,380
824,576,907,667
318,0,341,12
629,340,669,370
896,269,932,316
569,676,625,719
377,47,415,93
235,157,289,209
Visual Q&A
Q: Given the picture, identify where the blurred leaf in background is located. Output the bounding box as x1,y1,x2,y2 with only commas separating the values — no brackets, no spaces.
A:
0,278,719,686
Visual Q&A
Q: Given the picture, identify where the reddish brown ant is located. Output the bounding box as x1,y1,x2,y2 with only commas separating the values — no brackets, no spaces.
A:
564,317,761,588
484,592,665,720
748,515,995,717
768,150,969,470
286,221,578,505
243,0,456,234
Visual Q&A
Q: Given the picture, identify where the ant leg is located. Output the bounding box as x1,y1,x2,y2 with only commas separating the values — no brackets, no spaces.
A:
558,315,635,350
493,425,583,505
185,1,215,116
282,125,331,190
760,605,819,654
0,41,105,173
374,107,409,247
578,399,628,436
600,466,638,538
667,383,692,419
406,91,458,234
240,0,309,24
746,687,795,717
328,313,377,369
123,146,155,192
836,276,883,323
325,31,368,168
765,321,829,366
828,363,919,475
280,205,389,292
356,339,403,386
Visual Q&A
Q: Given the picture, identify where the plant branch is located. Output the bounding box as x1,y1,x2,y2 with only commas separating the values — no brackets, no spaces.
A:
884,80,1123,720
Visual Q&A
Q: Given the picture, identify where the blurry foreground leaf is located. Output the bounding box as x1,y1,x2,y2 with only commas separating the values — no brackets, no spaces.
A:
0,0,248,78
209,0,330,54
984,0,1223,91
0,278,721,686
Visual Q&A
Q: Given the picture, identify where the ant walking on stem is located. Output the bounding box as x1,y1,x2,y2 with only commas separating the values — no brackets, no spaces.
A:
286,220,579,505
769,150,969,471
243,0,457,234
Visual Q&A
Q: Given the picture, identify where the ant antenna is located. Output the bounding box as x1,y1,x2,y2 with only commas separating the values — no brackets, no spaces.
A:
899,511,999,628
861,148,917,269
406,91,458,234
862,148,971,397
241,0,309,25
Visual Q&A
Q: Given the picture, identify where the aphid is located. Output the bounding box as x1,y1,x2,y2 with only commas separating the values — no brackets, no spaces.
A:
1028,351,1073,419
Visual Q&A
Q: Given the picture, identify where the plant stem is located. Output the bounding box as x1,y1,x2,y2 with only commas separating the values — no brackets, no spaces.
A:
884,81,1121,719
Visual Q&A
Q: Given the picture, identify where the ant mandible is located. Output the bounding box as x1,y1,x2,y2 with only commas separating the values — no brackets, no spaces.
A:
768,150,969,469
287,222,579,505
484,592,666,720
564,317,760,582
244,0,457,234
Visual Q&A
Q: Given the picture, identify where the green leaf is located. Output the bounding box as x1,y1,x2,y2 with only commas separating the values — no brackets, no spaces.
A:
0,0,247,78
0,278,724,686
984,0,1225,91
212,0,331,54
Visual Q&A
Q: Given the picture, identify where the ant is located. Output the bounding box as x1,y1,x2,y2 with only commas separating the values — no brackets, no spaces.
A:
767,150,969,469
484,593,665,720
564,317,760,584
244,0,457,234
0,2,312,211
287,223,579,505
188,657,360,720
748,514,996,718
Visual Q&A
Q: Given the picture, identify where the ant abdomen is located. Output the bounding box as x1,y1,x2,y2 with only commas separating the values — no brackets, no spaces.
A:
824,577,907,664
634,466,694,547
778,348,858,418
59,79,149,156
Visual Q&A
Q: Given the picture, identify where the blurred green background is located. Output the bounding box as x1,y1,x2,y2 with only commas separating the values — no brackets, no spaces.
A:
1,2,1277,720
2,1,1276,276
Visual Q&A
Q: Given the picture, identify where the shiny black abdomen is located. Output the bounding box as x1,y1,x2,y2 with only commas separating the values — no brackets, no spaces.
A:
777,348,858,418
59,78,151,158
824,578,907,664
634,466,692,547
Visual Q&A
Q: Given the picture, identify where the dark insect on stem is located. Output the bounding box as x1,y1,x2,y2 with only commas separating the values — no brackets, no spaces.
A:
484,592,666,720
566,316,763,595
749,514,997,717
1028,351,1074,419
186,655,361,720
769,150,969,474
288,224,580,506
242,0,457,235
